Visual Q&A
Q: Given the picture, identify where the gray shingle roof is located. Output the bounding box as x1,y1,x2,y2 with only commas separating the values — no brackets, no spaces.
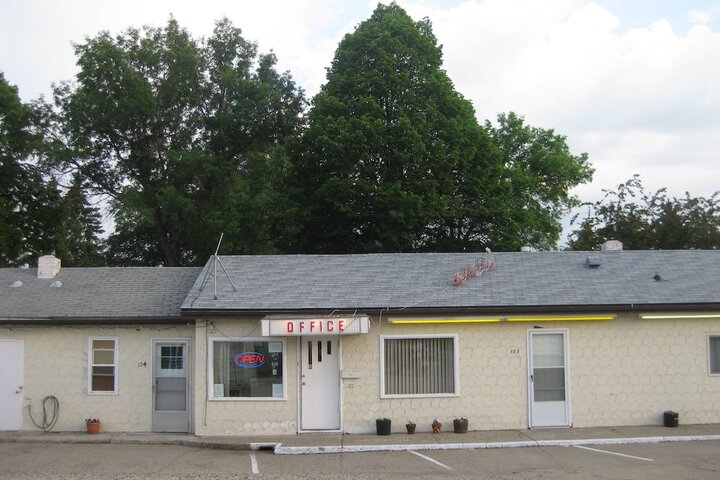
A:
182,250,720,314
0,266,202,322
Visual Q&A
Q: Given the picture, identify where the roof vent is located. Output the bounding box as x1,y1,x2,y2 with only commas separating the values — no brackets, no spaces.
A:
50,280,63,288
10,280,23,288
601,240,623,251
585,256,601,268
38,255,61,279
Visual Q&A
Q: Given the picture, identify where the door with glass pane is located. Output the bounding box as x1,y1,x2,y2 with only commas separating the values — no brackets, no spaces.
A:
152,340,190,432
528,331,570,428
300,336,341,430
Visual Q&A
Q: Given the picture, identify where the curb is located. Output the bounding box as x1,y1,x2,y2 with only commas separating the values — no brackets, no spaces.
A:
272,434,720,455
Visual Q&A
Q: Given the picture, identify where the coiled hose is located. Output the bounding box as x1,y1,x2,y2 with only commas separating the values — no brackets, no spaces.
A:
28,395,60,432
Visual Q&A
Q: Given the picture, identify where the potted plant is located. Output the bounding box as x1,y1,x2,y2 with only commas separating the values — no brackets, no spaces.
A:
376,418,391,435
85,418,101,434
453,417,468,433
405,420,416,434
432,419,442,433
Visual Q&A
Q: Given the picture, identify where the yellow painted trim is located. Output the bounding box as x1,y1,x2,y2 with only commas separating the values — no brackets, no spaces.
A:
506,316,616,322
388,318,502,324
639,314,720,320
388,315,616,324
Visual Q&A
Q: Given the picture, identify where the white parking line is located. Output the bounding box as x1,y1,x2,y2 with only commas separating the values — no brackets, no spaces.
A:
409,450,452,470
574,445,654,462
250,452,260,474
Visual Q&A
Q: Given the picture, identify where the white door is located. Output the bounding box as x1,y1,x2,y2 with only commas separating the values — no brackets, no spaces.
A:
528,331,570,428
300,336,340,430
152,340,190,433
0,340,23,431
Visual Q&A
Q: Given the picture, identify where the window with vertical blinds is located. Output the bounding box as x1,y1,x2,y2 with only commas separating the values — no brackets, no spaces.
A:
382,336,457,397
709,336,720,375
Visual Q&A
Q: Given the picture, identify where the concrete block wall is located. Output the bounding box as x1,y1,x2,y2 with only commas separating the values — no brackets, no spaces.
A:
0,324,193,432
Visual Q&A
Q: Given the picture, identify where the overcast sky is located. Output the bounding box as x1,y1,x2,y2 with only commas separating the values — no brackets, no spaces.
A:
2,0,719,233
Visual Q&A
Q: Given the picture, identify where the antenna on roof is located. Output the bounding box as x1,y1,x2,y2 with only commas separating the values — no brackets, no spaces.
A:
211,233,236,300
195,233,237,303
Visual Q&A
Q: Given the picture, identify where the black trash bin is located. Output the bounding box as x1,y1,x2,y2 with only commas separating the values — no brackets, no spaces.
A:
663,410,679,427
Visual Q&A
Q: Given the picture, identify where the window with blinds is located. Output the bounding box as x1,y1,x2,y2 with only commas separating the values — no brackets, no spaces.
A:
382,336,458,397
709,336,720,375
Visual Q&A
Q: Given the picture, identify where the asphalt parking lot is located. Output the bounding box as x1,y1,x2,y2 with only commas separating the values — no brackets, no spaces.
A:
1,440,719,479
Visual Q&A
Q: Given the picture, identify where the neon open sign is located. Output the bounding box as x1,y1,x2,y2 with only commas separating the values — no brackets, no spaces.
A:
234,352,266,368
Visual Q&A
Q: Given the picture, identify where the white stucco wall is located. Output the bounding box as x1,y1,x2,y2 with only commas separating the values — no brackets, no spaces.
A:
193,318,299,436
339,314,720,433
6,312,719,435
0,324,194,432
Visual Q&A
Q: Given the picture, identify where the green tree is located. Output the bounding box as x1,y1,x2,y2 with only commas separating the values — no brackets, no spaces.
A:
568,175,720,250
0,72,35,265
287,3,591,253
287,3,505,253
51,17,304,266
485,112,594,250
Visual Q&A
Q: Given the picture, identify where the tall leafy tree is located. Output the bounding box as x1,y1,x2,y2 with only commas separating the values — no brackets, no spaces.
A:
287,3,504,253
0,72,35,265
51,17,305,266
287,3,592,253
568,175,720,250
485,112,593,250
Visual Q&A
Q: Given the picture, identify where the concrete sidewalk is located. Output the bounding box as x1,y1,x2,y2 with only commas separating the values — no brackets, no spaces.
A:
1,424,719,455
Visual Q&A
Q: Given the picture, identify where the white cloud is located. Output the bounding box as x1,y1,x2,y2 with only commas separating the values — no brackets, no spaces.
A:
1,0,718,218
688,9,712,24
399,0,720,201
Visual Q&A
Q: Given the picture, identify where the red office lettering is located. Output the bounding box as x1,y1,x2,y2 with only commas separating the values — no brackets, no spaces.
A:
310,320,316,332
339,320,345,331
299,321,305,332
327,320,334,332
287,321,294,333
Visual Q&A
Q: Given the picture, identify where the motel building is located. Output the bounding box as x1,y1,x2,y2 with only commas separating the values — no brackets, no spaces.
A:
2,242,720,435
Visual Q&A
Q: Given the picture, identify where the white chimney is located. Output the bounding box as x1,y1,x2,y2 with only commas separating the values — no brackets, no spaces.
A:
601,240,623,251
37,255,61,278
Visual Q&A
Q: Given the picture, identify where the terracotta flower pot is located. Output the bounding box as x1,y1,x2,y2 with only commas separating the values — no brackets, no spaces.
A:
432,420,442,433
86,421,101,434
406,424,416,434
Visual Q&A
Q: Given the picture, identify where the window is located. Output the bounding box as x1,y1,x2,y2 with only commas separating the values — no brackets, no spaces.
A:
209,339,285,399
381,335,458,398
160,345,184,371
709,336,720,375
88,337,118,394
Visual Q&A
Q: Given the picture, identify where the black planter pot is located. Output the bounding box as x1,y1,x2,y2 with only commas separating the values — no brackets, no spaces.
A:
376,419,391,435
453,418,468,433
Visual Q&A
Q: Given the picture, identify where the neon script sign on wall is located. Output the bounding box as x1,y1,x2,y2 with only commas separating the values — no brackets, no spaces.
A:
234,352,266,368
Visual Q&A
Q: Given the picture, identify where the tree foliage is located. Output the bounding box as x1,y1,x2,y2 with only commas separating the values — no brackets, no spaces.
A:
286,3,591,253
485,112,593,250
0,72,36,266
1,73,103,266
568,175,720,250
51,17,305,266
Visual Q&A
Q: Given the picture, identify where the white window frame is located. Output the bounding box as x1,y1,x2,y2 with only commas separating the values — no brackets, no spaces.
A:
708,335,720,376
207,337,287,401
87,336,119,395
380,334,460,399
